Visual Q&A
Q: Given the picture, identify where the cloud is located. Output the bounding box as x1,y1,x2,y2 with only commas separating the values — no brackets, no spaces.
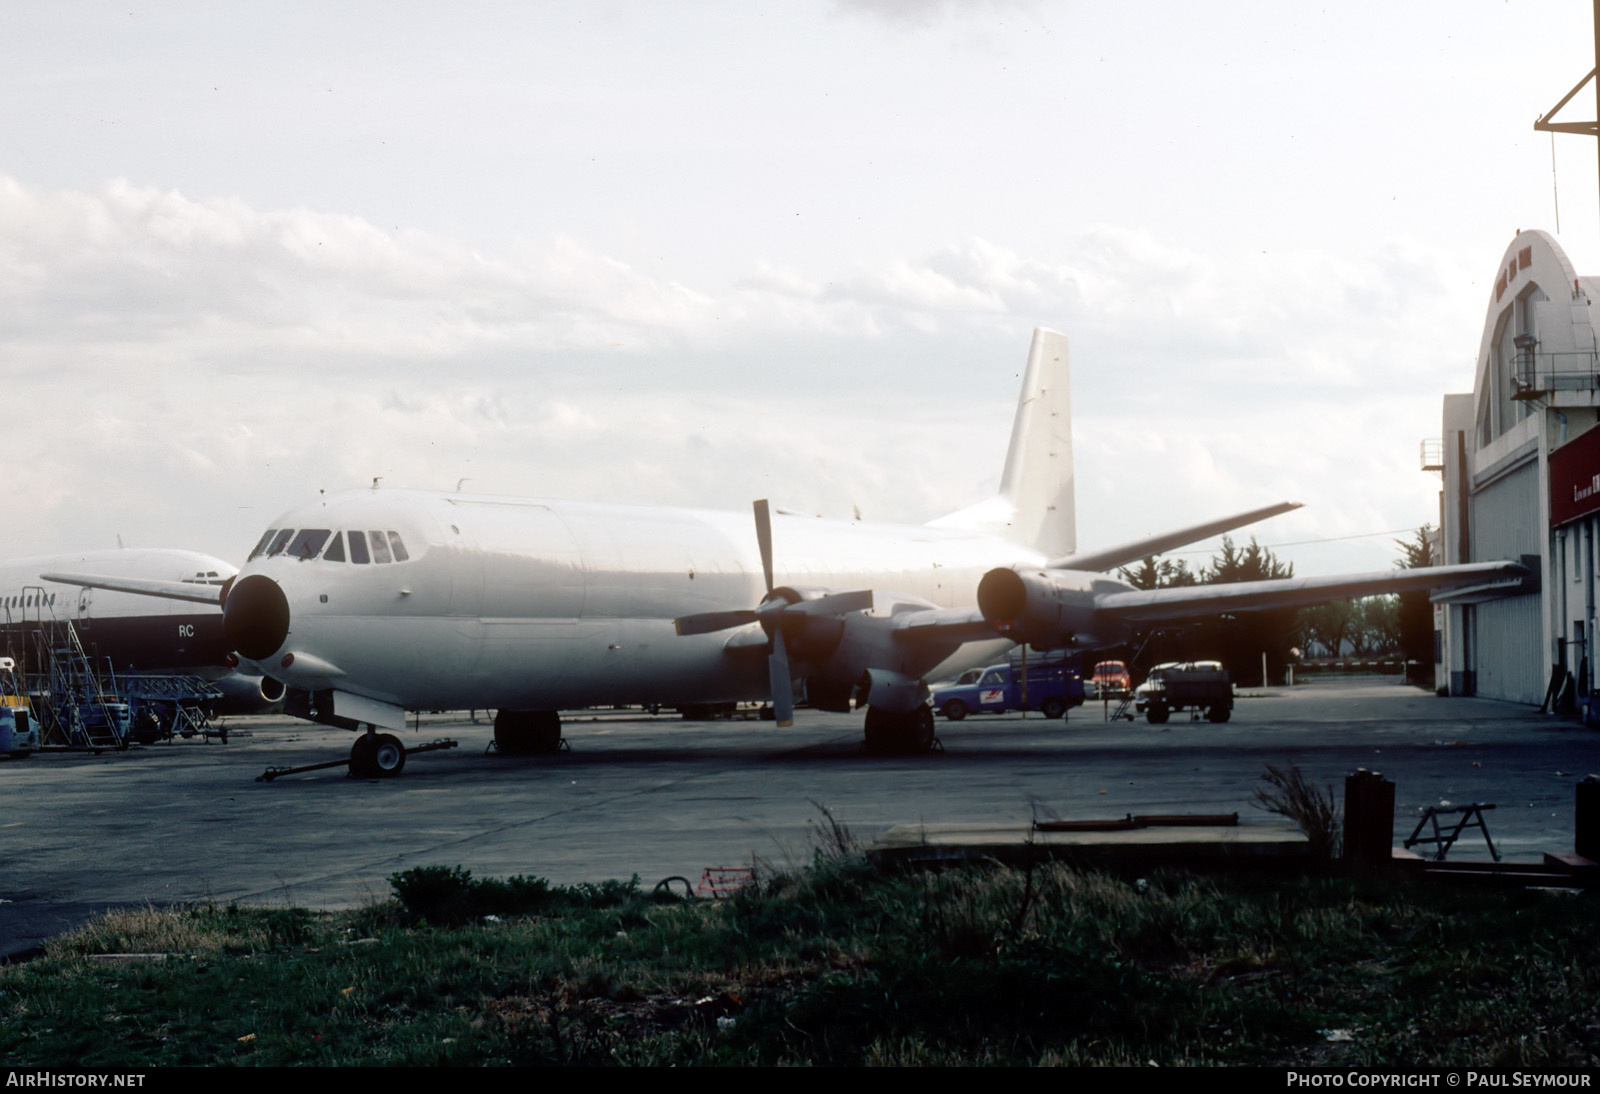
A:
0,174,1464,575
828,0,1040,31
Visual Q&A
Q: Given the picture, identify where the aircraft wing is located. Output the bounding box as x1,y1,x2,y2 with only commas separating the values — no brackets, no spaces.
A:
1091,560,1531,623
1046,501,1303,572
893,559,1531,650
890,605,996,643
40,571,227,606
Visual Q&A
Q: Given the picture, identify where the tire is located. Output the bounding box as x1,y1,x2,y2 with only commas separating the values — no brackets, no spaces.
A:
349,734,377,777
131,708,164,745
494,710,563,755
1208,705,1231,723
1041,697,1066,720
1147,703,1169,725
371,733,406,776
864,706,936,755
942,699,968,721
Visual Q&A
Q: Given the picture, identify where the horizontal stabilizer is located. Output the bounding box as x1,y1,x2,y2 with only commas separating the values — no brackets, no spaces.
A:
41,571,226,606
1093,560,1529,623
1048,501,1302,573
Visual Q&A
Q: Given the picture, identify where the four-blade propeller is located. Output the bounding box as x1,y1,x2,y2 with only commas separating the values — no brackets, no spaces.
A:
674,500,871,725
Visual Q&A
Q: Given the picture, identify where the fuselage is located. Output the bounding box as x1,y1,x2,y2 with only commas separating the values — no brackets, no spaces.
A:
0,548,235,675
231,488,1064,712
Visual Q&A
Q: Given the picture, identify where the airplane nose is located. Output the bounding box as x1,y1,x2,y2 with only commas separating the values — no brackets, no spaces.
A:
223,574,291,660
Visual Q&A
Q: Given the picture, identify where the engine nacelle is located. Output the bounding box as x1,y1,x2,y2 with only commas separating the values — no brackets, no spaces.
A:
802,591,957,709
212,672,285,714
856,668,928,713
975,566,1128,649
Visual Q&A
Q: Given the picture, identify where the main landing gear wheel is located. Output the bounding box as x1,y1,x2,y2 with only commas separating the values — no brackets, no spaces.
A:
349,732,406,778
494,710,563,755
863,705,936,755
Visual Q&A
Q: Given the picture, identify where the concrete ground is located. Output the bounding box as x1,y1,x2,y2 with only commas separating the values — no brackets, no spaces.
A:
3,678,1595,958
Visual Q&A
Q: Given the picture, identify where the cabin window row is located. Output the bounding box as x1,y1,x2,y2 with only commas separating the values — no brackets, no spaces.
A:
2,592,57,610
247,529,411,564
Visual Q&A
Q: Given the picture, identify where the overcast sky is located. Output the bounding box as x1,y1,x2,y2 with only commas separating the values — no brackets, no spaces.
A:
3,1,1596,576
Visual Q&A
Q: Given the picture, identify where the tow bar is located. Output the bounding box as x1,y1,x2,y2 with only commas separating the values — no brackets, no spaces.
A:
256,738,459,782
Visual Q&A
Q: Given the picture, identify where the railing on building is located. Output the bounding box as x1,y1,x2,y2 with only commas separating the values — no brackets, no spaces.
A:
1420,437,1444,473
1511,344,1600,400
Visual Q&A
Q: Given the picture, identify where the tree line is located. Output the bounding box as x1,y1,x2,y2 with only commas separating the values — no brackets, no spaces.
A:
1113,526,1437,687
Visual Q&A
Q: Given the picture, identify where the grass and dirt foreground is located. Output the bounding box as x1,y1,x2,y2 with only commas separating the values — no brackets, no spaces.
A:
4,853,1599,1066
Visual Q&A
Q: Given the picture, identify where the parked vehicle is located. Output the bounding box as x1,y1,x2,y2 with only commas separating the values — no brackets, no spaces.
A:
935,668,984,689
1140,662,1232,724
0,704,36,757
0,660,37,758
1133,660,1223,713
931,651,1085,721
1092,660,1132,698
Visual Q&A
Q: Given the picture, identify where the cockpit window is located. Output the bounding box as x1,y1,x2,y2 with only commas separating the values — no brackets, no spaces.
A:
276,528,410,564
265,529,296,557
287,529,331,560
248,530,278,561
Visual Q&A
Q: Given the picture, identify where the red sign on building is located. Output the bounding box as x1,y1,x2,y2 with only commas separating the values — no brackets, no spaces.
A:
1550,424,1600,527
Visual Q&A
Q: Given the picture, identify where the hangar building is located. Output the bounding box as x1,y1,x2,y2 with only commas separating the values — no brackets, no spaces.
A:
1437,229,1600,708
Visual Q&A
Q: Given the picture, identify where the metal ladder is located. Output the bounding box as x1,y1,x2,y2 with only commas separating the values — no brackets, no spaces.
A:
1107,631,1158,722
24,593,126,750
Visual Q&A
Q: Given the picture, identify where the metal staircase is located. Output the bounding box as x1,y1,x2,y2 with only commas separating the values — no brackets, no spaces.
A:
19,586,127,750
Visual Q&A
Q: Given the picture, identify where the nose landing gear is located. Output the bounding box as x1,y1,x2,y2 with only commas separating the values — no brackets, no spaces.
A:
350,730,406,777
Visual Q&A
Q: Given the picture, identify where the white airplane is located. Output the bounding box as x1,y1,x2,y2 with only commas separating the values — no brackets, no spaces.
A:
0,548,277,713
45,329,1526,775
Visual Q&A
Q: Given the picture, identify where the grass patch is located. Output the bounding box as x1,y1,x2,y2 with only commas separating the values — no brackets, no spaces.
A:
4,862,1599,1065
388,865,642,926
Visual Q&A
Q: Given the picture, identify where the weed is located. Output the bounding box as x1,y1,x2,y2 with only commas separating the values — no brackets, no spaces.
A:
388,866,641,925
805,800,858,862
1254,761,1343,859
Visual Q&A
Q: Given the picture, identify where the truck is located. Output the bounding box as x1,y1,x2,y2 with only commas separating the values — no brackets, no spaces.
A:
1140,662,1233,724
0,702,38,757
930,650,1086,721
0,660,37,757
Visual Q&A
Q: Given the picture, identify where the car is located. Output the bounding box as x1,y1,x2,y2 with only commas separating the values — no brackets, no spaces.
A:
1092,660,1132,698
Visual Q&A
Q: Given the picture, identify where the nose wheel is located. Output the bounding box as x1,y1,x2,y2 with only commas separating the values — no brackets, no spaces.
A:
349,730,406,777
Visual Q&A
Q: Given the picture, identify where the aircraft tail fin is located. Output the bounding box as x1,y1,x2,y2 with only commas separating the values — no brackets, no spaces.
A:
928,327,1076,557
